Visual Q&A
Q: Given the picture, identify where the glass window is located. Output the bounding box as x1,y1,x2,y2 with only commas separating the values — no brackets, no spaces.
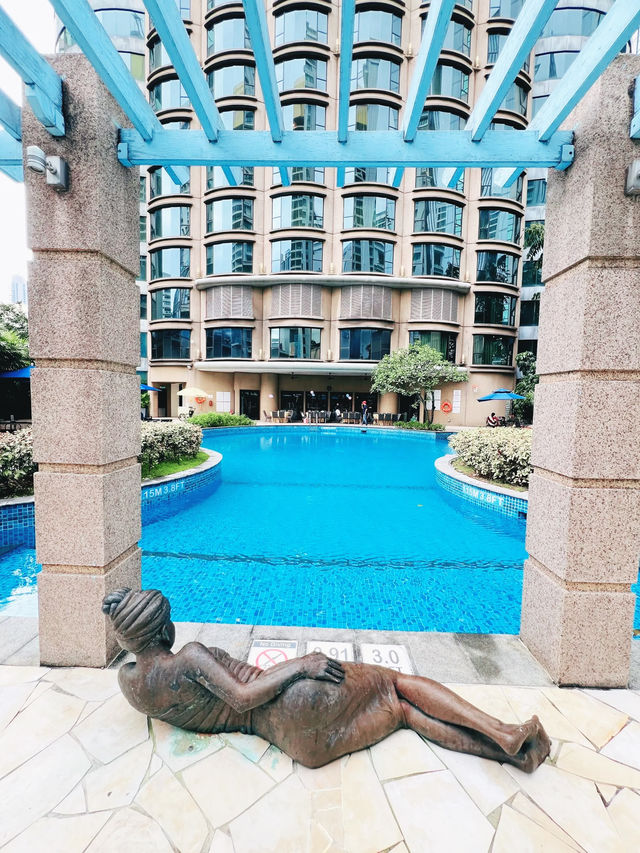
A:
270,327,321,358
150,206,191,240
207,65,255,98
149,247,191,279
487,31,529,72
344,167,393,185
418,109,464,131
272,166,325,185
340,328,391,361
206,198,254,232
282,103,326,130
348,103,399,131
206,327,252,358
474,293,517,326
481,168,523,202
351,58,400,93
177,0,190,19
220,109,255,130
342,240,394,274
207,0,236,8
139,215,146,242
500,82,528,116
150,288,191,320
343,196,396,230
151,329,191,360
415,167,464,192
161,120,190,130
207,166,254,190
122,52,145,82
149,40,171,72
139,255,147,281
526,179,547,207
522,259,542,286
414,200,463,236
206,242,253,274
140,332,147,359
519,299,540,326
472,334,514,366
275,10,328,46
479,209,521,243
477,250,519,284
149,79,190,112
149,167,191,198
489,0,524,20
430,63,469,102
276,58,327,92
518,339,538,358
207,17,250,56
272,195,324,229
96,9,145,39
412,244,461,278
409,330,457,362
534,52,578,82
271,240,323,272
353,11,402,47
541,8,604,39
139,176,146,203
139,293,147,320
421,15,471,57
532,95,547,117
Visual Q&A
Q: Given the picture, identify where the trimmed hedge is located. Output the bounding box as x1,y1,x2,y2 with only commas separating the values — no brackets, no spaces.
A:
449,427,532,488
0,429,36,497
394,421,445,432
140,421,202,471
188,413,253,428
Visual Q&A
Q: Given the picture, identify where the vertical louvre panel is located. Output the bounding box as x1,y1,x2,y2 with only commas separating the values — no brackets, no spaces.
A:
410,288,457,321
206,285,252,319
341,285,392,319
271,284,322,318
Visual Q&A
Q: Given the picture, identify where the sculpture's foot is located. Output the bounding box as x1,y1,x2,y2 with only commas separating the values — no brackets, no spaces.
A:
508,725,552,773
496,715,543,756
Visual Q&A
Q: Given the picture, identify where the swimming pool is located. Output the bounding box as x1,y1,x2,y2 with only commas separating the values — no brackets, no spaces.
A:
2,426,639,634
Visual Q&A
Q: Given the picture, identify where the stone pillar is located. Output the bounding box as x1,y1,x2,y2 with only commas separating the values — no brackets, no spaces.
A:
24,56,141,666
260,373,279,417
520,56,640,686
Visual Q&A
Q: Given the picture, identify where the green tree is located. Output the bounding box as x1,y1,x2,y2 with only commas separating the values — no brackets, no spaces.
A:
524,222,545,272
371,343,467,424
512,351,538,424
0,304,29,372
0,304,28,339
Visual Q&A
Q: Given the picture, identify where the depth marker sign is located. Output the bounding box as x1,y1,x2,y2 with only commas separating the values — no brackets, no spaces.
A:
248,639,299,669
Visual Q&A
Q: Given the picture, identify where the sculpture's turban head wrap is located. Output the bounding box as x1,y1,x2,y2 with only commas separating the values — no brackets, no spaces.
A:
102,588,171,654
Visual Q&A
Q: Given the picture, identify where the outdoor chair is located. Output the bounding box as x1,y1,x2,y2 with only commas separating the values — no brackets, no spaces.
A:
263,410,272,422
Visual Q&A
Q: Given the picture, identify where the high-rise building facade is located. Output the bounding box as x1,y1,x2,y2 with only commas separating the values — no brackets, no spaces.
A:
10,274,27,308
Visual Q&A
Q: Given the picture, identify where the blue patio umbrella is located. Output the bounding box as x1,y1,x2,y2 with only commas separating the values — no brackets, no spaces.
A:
0,366,32,378
141,383,161,392
477,388,525,401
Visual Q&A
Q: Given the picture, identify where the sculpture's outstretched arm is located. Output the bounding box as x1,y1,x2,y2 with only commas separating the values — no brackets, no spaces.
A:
183,645,344,713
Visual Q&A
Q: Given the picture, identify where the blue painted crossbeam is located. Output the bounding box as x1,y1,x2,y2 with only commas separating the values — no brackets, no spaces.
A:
337,0,355,144
0,9,64,136
118,128,575,170
0,91,21,141
0,128,23,181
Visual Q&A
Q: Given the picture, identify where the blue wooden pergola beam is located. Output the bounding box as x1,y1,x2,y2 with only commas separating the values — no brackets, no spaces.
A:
337,0,355,144
118,127,575,169
242,0,284,143
0,163,23,181
0,128,22,176
466,0,557,141
0,90,22,141
0,8,64,136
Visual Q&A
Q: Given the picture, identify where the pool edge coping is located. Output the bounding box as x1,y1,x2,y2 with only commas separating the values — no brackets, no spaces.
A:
435,454,529,501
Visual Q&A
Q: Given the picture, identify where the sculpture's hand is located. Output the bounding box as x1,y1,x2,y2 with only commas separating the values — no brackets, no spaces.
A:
301,653,345,683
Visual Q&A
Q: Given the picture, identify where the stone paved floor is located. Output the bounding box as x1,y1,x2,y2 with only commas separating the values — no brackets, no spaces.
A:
1,619,640,852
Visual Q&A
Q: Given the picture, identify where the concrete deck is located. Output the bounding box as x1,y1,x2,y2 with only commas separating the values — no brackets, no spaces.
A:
1,616,640,851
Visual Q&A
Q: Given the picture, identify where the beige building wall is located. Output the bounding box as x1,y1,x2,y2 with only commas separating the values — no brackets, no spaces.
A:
145,0,527,424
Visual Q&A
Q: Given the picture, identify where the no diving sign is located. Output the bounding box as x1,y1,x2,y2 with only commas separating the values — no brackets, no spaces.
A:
248,639,299,669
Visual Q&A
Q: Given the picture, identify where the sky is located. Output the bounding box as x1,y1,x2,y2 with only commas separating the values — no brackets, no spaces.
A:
0,0,57,303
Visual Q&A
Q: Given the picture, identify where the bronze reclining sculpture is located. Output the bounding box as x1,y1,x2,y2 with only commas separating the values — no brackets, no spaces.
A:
103,588,550,772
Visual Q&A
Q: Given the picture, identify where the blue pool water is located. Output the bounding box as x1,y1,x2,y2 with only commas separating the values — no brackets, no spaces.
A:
2,426,639,634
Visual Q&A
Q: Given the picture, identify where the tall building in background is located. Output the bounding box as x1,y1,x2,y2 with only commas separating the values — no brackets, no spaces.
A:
10,274,27,308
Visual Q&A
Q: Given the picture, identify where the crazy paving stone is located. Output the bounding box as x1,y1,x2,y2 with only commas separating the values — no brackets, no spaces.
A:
500,687,593,747
209,830,235,853
86,807,173,853
43,667,121,702
22,680,52,708
152,718,224,773
0,688,85,778
230,774,313,853
505,762,624,853
606,788,640,846
182,745,274,827
556,742,640,788
600,721,640,771
597,783,618,805
510,792,582,852
385,769,494,853
542,687,629,749
85,740,152,811
370,729,444,780
136,765,209,853
492,805,577,853
427,743,520,815
297,756,343,791
446,684,521,724
0,734,90,846
73,692,149,763
54,784,87,815
0,666,48,687
222,731,271,763
342,750,403,853
582,689,640,723
149,753,163,776
308,820,333,853
258,744,293,782
0,682,36,732
2,812,110,853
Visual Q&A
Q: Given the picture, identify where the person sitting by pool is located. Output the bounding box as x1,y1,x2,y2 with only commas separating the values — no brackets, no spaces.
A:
486,412,499,428
103,589,551,773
